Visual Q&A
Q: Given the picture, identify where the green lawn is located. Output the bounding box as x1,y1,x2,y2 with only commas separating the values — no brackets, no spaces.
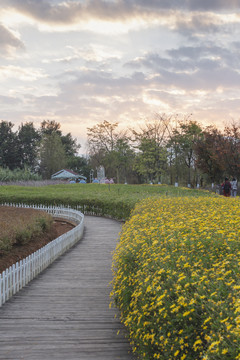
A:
0,183,217,220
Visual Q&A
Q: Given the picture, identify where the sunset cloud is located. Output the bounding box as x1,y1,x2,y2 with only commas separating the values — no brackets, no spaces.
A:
0,0,240,149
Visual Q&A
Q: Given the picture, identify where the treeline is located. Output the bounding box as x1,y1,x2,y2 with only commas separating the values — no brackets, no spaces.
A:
1,115,239,185
87,115,240,186
0,120,89,180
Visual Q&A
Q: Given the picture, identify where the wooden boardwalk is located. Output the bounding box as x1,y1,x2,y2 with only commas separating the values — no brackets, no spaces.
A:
0,216,134,360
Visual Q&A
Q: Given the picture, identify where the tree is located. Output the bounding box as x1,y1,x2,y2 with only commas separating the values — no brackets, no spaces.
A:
40,120,81,175
133,138,167,183
40,120,62,136
87,120,133,182
130,114,170,183
0,120,20,169
87,120,119,154
169,119,203,186
61,133,80,158
105,137,135,183
195,122,240,183
222,122,240,179
195,126,225,183
17,122,40,171
39,133,67,179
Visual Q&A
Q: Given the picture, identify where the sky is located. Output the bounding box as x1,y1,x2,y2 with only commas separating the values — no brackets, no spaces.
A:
1,0,240,151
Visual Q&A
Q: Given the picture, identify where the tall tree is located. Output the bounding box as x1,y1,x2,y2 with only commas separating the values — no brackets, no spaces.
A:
39,133,67,179
87,120,133,182
133,137,167,183
195,122,240,183
0,120,20,170
169,120,203,186
87,120,119,155
223,122,240,179
41,120,80,162
61,133,80,158
130,115,171,183
17,122,40,171
195,126,225,183
105,137,135,183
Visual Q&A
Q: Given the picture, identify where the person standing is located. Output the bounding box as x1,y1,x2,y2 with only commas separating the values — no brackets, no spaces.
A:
221,177,232,197
231,177,238,197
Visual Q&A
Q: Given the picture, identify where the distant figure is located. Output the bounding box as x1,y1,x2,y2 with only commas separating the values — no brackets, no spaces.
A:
221,177,231,197
231,177,238,197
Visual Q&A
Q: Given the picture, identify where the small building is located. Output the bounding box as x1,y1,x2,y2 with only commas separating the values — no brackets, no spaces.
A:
51,169,87,181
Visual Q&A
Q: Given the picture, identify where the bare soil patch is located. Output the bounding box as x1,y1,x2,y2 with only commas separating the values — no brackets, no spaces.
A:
0,218,75,273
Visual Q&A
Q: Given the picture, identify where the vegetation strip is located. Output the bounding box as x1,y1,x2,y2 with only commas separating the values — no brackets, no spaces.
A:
1,119,239,187
111,197,240,359
0,183,216,220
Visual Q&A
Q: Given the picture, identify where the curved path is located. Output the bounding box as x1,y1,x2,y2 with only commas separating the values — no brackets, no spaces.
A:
0,216,134,360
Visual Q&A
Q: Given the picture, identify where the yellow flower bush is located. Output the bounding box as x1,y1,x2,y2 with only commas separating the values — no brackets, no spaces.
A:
111,197,240,359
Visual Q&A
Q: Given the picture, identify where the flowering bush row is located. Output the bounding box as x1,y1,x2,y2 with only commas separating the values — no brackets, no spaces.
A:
112,197,240,359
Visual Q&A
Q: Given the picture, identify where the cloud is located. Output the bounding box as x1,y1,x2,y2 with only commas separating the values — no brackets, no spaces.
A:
0,94,21,105
125,40,240,82
2,0,128,25
174,13,221,38
0,65,47,81
133,0,240,11
43,45,122,65
1,0,240,144
55,68,147,102
183,0,240,11
125,53,195,72
0,24,24,56
2,0,240,27
151,66,240,92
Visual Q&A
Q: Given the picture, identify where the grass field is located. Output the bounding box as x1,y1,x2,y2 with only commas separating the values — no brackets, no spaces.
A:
0,183,217,220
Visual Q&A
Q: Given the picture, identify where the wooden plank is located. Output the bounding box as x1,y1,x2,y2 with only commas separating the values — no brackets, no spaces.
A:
0,216,135,360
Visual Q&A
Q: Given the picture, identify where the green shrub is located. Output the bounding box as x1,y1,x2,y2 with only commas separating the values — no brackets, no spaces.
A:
0,167,42,182
15,228,32,245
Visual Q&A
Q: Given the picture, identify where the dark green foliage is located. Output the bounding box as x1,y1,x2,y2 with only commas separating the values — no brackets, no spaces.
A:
39,133,67,179
0,167,42,182
18,122,41,171
0,121,20,169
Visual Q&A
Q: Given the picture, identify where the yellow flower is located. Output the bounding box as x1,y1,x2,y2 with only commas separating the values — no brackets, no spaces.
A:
174,350,180,357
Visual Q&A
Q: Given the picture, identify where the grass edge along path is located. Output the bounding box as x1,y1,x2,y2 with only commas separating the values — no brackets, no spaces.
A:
111,196,240,360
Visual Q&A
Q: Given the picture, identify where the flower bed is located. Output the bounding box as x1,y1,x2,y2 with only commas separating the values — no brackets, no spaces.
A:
0,206,53,253
112,197,240,359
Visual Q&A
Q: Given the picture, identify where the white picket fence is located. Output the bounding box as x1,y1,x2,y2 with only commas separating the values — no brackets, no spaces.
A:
0,204,84,307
